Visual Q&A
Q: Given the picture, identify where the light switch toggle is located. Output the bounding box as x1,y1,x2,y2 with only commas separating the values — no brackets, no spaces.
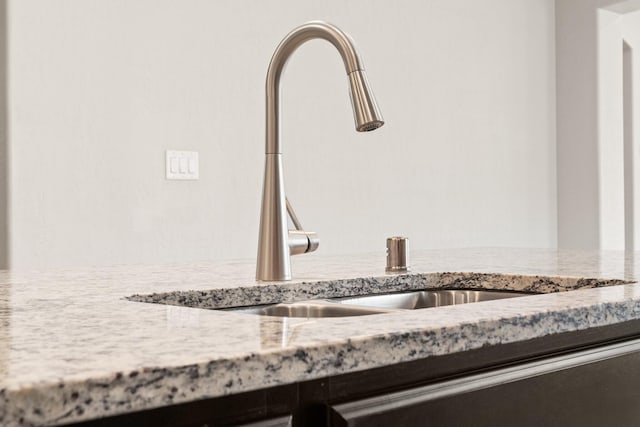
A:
166,150,199,180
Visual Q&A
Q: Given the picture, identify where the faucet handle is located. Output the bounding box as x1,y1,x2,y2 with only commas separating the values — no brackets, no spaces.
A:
288,230,319,256
306,231,320,253
285,197,320,255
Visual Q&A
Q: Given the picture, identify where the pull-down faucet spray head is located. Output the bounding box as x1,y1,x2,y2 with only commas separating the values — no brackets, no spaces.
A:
256,21,384,281
348,70,384,132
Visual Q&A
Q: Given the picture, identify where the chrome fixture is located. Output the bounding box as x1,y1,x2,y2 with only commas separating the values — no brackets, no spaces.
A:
256,21,384,281
386,236,409,273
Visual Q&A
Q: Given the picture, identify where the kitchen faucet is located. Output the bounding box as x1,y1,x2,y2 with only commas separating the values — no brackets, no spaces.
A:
256,21,384,281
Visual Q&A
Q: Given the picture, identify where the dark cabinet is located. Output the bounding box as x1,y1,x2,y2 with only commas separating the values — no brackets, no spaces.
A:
239,415,293,427
329,339,640,427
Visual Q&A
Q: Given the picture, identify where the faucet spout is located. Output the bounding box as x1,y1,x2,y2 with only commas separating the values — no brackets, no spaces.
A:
264,21,384,154
256,21,384,281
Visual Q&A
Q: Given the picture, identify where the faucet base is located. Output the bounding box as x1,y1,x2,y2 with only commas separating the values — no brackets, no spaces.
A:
256,153,291,281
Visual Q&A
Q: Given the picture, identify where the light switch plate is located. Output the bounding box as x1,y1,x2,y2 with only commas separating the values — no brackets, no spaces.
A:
166,150,199,180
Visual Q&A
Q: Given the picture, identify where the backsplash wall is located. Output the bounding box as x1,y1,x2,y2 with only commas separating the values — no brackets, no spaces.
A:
4,0,556,269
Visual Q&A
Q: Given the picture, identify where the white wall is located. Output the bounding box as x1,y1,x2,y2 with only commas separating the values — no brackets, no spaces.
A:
0,0,6,268
556,0,601,249
556,0,640,250
596,7,640,250
598,6,640,250
622,10,640,248
598,8,625,250
5,0,557,269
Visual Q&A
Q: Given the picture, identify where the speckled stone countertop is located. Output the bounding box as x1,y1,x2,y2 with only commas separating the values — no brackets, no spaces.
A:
3,248,640,426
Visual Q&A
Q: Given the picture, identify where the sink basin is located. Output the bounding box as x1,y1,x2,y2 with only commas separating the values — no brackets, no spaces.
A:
335,289,528,310
229,299,397,317
224,289,533,318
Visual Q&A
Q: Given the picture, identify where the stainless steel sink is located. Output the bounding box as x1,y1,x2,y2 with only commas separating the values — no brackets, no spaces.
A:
224,289,533,318
335,289,528,310
230,300,398,318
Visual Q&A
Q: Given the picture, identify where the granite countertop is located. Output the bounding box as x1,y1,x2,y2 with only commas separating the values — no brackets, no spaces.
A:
2,248,640,426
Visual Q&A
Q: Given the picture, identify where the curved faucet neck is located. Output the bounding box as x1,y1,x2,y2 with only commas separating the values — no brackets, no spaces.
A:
265,21,365,154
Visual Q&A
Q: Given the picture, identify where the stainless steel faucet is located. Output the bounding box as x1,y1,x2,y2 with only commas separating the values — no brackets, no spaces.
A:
256,21,384,281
